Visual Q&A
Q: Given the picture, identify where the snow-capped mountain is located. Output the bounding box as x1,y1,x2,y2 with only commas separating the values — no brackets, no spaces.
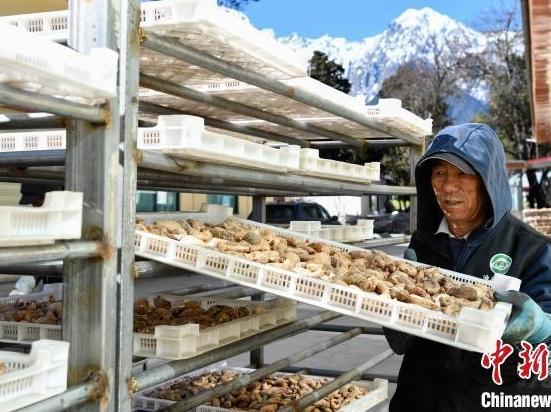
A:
277,7,487,106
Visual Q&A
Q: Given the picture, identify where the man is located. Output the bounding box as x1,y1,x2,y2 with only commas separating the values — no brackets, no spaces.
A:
387,123,551,411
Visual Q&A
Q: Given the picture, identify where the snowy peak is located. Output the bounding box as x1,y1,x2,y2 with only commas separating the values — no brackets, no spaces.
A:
390,7,467,34
275,7,486,103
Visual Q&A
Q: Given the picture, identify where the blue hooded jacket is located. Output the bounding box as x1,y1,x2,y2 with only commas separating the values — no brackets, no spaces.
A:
389,124,551,412
413,123,551,311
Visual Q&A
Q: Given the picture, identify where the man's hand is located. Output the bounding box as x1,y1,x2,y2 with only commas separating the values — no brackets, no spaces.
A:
383,247,419,354
494,290,551,345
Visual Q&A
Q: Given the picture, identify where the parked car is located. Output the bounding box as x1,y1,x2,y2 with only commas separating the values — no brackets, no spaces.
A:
256,201,341,225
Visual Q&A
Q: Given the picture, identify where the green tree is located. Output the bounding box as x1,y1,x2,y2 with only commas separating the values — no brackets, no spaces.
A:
308,51,351,94
307,51,356,163
375,61,454,186
471,2,550,207
217,0,258,10
373,28,474,186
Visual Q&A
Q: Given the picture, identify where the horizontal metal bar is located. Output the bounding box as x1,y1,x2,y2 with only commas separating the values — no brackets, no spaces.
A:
14,381,95,412
138,182,310,197
137,170,312,196
279,349,394,412
139,101,309,147
151,284,233,297
0,116,67,130
280,366,398,384
356,236,412,248
138,151,417,196
0,262,63,276
310,324,384,335
168,327,363,411
0,241,102,266
0,150,65,167
134,260,194,279
133,310,340,392
0,84,107,124
142,32,422,145
189,286,261,299
0,166,64,181
310,139,408,149
140,73,362,146
0,162,417,196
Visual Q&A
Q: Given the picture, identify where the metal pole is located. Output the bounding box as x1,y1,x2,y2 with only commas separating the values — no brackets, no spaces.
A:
152,284,231,297
356,236,412,249
310,324,384,335
0,116,67,130
409,143,423,234
133,311,340,392
250,196,266,224
13,382,96,412
139,101,309,147
249,196,266,368
190,286,262,299
141,32,422,145
115,0,140,409
137,169,304,194
64,1,122,411
134,261,193,279
167,328,363,411
0,162,416,196
310,139,407,149
0,241,102,266
0,262,63,276
279,349,394,412
280,367,399,384
138,182,310,197
140,74,363,146
0,84,107,124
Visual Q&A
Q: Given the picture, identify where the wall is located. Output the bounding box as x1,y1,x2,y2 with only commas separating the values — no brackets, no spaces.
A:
0,183,21,206
0,0,67,15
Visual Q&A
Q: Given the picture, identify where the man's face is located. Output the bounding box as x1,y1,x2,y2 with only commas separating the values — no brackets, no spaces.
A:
431,160,487,228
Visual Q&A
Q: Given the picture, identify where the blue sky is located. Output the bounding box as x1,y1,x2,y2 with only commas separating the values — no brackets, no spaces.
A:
241,0,517,40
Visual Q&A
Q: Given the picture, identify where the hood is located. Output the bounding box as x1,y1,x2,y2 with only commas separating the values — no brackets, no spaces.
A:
415,123,511,234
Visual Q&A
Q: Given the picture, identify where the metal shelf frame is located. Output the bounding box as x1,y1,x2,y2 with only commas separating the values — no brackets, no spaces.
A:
0,1,425,410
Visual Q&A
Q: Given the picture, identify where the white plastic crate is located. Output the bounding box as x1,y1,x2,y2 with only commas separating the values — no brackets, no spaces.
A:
0,286,63,344
289,220,374,243
139,0,306,80
139,77,431,143
0,1,305,84
0,191,83,247
0,22,117,104
133,363,388,412
365,98,433,137
137,204,233,226
0,322,62,344
298,148,380,183
0,340,69,412
0,11,68,42
133,296,296,360
137,115,300,172
0,130,66,153
0,283,63,304
135,216,521,353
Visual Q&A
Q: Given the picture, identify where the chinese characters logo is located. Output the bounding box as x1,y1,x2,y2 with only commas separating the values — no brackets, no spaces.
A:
481,339,549,385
